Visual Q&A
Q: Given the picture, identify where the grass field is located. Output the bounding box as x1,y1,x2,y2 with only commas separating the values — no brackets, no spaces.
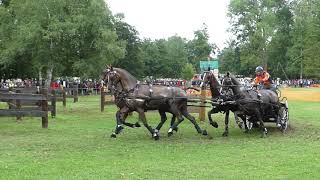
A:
1,88,320,179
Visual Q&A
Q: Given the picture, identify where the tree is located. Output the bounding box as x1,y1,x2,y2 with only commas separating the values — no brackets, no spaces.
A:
288,0,320,78
164,36,189,78
181,63,195,80
0,0,125,81
187,24,216,71
228,0,280,70
113,14,144,78
140,39,162,78
141,36,189,78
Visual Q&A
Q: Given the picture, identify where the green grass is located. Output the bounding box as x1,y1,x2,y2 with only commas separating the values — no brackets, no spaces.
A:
1,91,320,179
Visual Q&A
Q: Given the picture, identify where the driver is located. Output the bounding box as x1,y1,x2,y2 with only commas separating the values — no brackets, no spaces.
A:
252,66,272,89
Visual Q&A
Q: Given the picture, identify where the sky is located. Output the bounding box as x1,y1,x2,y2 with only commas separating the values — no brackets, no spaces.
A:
106,0,232,50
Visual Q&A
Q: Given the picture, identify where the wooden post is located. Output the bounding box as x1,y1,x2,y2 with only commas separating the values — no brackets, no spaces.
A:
199,88,206,121
62,89,66,107
51,89,56,118
101,86,105,112
41,88,48,128
74,88,78,103
16,89,22,122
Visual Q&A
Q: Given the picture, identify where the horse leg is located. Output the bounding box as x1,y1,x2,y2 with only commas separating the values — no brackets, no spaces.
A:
111,107,129,138
170,114,178,132
234,112,243,129
137,108,157,140
121,113,141,128
153,110,167,137
256,110,267,138
222,110,230,137
239,114,249,133
168,109,184,137
181,107,208,136
116,111,138,128
208,109,218,128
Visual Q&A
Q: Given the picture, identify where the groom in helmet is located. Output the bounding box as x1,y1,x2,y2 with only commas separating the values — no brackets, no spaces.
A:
252,66,272,89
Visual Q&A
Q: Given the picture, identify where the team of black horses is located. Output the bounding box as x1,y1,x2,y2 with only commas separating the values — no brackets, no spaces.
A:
101,66,289,140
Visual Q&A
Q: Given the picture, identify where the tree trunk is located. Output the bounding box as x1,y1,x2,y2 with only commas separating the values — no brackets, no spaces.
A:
45,67,53,88
38,67,43,87
300,48,303,79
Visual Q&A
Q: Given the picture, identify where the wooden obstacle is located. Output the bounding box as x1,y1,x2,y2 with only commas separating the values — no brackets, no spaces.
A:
51,88,78,105
100,86,114,112
0,88,49,128
63,88,78,103
0,88,10,93
186,89,207,121
14,87,78,108
12,88,57,117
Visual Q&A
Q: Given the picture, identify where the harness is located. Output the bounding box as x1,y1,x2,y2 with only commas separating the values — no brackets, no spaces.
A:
105,71,155,109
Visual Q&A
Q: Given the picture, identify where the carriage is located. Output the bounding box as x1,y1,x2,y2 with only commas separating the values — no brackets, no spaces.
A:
238,88,290,133
202,71,290,136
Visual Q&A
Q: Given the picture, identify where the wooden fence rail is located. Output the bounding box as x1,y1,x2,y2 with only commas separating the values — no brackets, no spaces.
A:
0,88,49,128
13,87,79,107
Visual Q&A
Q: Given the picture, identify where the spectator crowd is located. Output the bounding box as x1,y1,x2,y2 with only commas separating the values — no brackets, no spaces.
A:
1,77,319,91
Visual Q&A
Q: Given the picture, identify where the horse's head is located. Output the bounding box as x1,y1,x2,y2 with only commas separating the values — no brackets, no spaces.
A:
101,65,122,92
221,72,233,86
221,72,244,97
201,70,218,89
220,72,235,96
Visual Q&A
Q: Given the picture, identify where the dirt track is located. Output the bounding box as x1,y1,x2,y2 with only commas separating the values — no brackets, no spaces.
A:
281,88,320,102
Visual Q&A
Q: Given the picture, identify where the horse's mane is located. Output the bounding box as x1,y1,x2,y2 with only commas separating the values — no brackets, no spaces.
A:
114,68,138,90
114,68,137,82
230,76,241,86
205,72,221,98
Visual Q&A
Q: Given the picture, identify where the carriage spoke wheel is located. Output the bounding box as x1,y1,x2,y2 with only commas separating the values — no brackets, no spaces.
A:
279,106,289,133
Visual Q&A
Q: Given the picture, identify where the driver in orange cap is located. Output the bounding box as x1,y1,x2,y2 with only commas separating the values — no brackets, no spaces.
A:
252,66,272,89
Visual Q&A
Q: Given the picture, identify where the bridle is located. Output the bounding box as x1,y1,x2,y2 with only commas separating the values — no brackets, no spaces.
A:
103,69,124,95
103,69,138,97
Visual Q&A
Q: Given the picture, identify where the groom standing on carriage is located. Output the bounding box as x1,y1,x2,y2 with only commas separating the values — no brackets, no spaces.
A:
252,66,272,89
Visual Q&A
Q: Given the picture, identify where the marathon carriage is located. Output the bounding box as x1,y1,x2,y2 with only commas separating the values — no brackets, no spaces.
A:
201,71,289,137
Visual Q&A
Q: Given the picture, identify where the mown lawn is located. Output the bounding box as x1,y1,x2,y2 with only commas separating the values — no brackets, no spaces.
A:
1,88,320,179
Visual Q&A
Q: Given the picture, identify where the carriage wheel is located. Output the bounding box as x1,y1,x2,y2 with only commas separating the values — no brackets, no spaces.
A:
279,106,289,133
276,88,281,98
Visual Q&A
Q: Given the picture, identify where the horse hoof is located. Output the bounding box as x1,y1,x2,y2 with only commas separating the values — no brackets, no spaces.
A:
210,122,219,128
173,127,178,132
277,123,282,128
260,133,267,138
110,133,117,138
153,134,160,140
244,130,249,134
134,122,141,128
202,130,208,136
238,122,243,129
168,132,173,137
222,132,228,137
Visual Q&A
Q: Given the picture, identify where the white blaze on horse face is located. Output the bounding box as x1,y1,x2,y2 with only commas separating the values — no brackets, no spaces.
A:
135,99,145,102
200,73,207,87
220,78,224,94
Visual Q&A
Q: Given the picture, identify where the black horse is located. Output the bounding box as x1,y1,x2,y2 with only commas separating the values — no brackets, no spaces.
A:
202,71,244,136
220,73,280,138
101,66,208,140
